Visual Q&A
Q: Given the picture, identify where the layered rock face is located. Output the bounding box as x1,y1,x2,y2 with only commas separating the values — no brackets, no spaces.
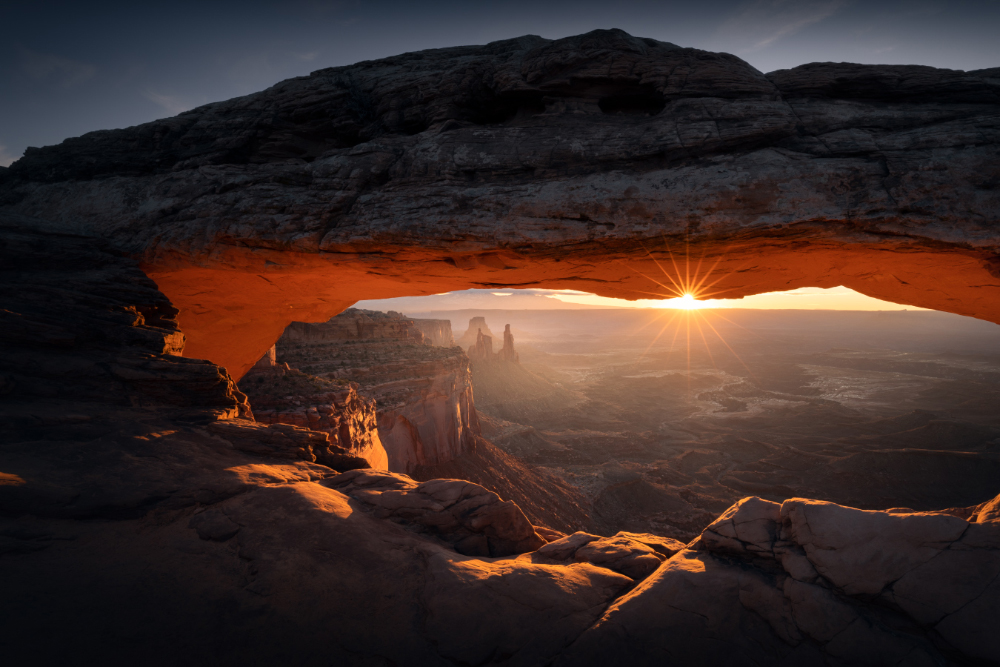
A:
277,310,480,472
282,309,425,344
1,30,998,378
412,318,454,346
239,352,389,470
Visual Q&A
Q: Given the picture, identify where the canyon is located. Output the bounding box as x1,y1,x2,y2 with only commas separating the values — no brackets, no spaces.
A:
1,28,999,666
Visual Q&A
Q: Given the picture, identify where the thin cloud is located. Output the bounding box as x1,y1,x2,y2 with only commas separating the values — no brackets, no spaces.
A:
293,50,321,62
143,90,192,116
714,0,847,54
19,49,96,87
0,144,19,168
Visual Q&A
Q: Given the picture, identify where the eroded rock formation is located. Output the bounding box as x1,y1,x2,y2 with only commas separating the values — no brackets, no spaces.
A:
2,218,998,663
326,469,546,557
558,496,1000,666
277,310,480,472
1,30,998,378
468,322,520,364
458,317,498,349
239,352,389,470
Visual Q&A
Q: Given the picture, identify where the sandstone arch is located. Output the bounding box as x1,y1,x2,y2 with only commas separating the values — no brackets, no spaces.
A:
1,29,997,381
2,30,1000,666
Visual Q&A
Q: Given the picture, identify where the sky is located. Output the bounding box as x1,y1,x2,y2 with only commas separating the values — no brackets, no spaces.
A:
2,0,1000,167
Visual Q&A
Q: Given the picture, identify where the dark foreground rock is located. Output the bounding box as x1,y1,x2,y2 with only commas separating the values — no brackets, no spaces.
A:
557,496,1000,666
2,217,999,665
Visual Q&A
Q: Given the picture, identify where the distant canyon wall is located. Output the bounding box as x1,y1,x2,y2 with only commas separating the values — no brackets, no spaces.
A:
411,318,454,347
276,309,479,473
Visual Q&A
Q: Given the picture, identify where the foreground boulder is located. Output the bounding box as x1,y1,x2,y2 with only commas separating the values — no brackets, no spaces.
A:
558,495,1000,666
325,469,546,556
530,530,685,580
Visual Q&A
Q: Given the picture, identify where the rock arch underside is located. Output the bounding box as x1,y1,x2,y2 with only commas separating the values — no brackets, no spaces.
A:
1,30,999,665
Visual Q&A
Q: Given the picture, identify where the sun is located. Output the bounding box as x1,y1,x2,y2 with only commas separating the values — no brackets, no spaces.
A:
657,293,707,309
675,293,702,310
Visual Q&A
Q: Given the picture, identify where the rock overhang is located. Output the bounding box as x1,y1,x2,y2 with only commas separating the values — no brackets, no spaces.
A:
0,29,997,378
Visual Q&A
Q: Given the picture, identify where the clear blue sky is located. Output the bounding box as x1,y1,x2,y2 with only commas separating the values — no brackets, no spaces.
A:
2,0,999,166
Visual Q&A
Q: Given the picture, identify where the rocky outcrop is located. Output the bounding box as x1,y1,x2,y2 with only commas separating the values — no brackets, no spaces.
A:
1,31,998,378
325,468,546,557
412,436,593,534
557,495,1000,666
499,324,519,363
278,310,480,473
531,531,685,581
239,356,389,470
282,309,425,344
412,318,454,346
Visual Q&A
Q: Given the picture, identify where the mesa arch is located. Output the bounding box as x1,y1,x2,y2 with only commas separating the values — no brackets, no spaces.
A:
1,29,997,379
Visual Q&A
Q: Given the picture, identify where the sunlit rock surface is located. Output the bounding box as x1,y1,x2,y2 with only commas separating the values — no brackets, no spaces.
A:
325,468,546,556
1,30,997,377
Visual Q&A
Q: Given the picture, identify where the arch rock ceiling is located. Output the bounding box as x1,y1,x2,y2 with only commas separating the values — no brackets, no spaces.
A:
1,29,998,378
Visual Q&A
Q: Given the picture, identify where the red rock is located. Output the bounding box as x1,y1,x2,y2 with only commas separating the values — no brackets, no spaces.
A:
2,32,998,378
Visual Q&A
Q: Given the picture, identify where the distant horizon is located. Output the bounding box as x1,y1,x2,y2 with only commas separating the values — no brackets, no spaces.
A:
354,286,930,314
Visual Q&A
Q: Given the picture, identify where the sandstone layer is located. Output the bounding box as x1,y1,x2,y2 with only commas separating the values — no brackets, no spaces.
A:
0,30,997,378
276,310,480,472
412,318,455,346
558,496,1000,666
239,351,390,470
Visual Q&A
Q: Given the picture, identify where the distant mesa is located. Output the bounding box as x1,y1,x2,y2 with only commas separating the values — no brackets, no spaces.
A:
457,316,498,348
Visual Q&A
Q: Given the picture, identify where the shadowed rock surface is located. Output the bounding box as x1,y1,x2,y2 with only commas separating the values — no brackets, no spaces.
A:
558,496,1000,666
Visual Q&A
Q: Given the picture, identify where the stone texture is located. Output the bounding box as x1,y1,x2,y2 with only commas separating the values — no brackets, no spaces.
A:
556,494,1000,666
412,318,455,346
531,530,683,581
1,31,997,378
277,310,480,472
324,468,546,556
239,356,389,469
